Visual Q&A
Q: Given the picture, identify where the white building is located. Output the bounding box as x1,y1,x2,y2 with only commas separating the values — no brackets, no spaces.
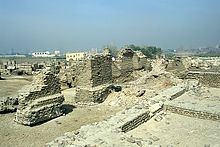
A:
32,51,61,57
32,51,53,57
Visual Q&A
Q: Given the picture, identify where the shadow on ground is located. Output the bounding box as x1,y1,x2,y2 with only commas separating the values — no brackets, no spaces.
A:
62,104,76,115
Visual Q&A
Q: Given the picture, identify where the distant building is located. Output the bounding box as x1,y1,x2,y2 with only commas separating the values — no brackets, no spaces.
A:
54,50,61,56
32,51,61,57
66,52,87,61
32,51,54,57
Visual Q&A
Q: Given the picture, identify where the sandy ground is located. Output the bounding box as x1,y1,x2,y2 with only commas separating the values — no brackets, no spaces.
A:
0,77,31,97
1,76,220,147
128,112,220,146
126,87,220,146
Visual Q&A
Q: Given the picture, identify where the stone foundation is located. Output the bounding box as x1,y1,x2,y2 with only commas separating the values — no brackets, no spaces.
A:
164,105,220,121
185,71,220,88
75,84,119,103
119,103,162,133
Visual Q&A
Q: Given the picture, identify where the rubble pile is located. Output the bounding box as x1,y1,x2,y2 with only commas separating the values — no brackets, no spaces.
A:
103,71,182,107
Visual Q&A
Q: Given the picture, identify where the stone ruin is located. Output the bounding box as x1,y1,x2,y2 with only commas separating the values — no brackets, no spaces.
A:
47,83,189,146
112,48,150,83
74,54,112,87
15,70,64,126
185,71,220,88
58,48,151,88
165,57,220,88
73,54,118,103
165,57,187,78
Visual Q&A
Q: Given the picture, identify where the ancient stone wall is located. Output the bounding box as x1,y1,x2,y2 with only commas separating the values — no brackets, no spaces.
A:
117,48,134,73
132,51,148,70
185,71,220,88
73,54,114,103
166,57,187,78
15,70,64,126
119,103,163,133
91,55,112,87
120,57,134,74
149,84,187,103
112,61,122,79
199,72,220,88
164,105,220,121
112,48,135,82
74,55,112,87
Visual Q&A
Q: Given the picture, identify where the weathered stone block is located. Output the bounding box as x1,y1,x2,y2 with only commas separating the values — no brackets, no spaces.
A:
15,70,65,126
15,94,64,125
75,84,117,103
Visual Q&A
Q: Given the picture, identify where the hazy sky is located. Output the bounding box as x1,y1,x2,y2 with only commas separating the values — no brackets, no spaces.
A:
0,0,220,53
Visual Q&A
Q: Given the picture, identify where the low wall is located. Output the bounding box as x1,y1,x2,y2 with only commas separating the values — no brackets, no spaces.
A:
199,72,220,88
185,71,220,88
164,105,220,121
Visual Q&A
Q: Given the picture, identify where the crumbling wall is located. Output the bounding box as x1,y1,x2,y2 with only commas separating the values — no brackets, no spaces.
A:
16,63,33,75
74,55,112,87
102,48,151,83
164,104,220,121
185,71,220,88
132,51,148,70
91,55,112,87
74,54,114,103
112,48,135,82
15,70,64,126
121,57,134,74
112,61,122,79
166,57,187,78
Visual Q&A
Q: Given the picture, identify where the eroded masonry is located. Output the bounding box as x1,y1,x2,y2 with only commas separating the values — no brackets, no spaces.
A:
1,48,220,146
73,54,115,103
15,70,64,125
46,55,220,146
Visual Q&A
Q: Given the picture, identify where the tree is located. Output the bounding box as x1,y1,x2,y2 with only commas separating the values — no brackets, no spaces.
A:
128,44,162,58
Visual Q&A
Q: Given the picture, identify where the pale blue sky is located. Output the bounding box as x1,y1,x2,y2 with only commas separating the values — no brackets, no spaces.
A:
0,0,220,53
